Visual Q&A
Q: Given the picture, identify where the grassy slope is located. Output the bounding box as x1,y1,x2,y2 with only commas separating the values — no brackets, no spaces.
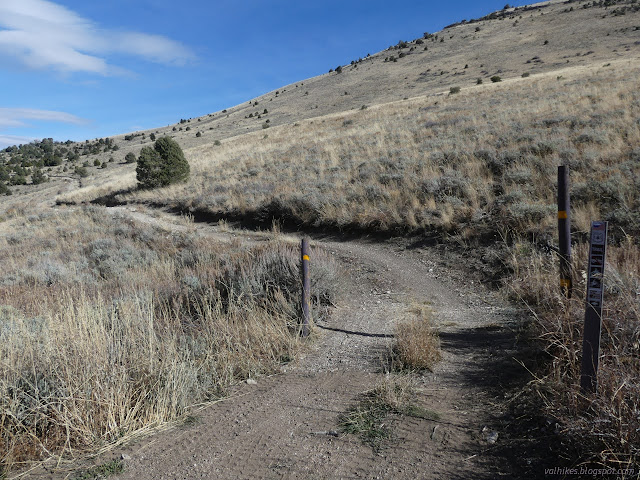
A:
4,0,640,207
125,60,639,240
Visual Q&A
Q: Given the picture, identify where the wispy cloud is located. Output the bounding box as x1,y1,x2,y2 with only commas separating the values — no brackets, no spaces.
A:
0,108,88,148
0,134,36,149
0,108,88,127
0,107,87,129
0,0,196,75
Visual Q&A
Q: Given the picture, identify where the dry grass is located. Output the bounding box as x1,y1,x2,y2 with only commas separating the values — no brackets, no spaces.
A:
0,206,340,473
56,177,137,206
507,237,640,469
393,304,441,371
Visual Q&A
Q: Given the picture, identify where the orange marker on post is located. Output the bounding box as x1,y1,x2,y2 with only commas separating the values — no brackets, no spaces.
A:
301,238,311,337
557,166,572,298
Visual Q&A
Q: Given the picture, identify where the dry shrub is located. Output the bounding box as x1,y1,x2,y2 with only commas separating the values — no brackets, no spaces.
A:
368,374,416,410
0,206,340,472
393,304,441,370
339,375,413,450
508,236,640,469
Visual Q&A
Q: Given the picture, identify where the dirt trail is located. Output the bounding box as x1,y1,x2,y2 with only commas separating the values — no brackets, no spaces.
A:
36,207,532,479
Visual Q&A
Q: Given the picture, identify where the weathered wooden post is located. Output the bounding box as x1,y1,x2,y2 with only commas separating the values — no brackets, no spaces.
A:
558,166,572,298
301,237,311,337
580,221,608,394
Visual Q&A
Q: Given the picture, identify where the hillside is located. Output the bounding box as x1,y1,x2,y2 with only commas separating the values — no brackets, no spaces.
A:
1,0,640,477
1,0,640,210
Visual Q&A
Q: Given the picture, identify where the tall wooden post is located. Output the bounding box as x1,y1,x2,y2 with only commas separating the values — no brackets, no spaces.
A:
580,221,608,394
301,238,311,337
558,166,572,298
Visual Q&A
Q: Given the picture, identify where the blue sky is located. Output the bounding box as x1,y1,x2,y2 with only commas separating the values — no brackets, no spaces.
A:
0,0,531,149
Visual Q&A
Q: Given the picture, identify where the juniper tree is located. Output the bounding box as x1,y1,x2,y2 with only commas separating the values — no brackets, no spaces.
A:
136,137,189,189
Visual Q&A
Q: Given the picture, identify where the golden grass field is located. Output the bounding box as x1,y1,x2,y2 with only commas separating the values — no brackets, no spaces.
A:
1,0,640,474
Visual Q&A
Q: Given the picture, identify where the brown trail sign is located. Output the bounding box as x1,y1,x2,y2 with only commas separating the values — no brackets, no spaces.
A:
580,221,608,394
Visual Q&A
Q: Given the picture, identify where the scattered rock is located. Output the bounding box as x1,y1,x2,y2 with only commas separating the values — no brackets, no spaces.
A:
121,453,131,460
312,430,340,437
246,378,257,385
482,426,499,444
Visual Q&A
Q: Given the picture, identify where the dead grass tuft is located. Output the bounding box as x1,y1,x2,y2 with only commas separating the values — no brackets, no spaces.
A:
392,304,442,371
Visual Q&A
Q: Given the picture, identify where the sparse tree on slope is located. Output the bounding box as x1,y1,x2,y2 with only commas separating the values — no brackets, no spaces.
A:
136,137,190,189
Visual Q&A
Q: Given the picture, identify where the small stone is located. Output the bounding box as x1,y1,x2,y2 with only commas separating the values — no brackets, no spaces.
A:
246,378,257,385
482,426,499,444
121,453,131,460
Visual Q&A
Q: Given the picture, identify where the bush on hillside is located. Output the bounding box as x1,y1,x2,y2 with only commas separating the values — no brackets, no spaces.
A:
10,175,26,185
136,137,190,189
31,168,47,185
125,152,136,164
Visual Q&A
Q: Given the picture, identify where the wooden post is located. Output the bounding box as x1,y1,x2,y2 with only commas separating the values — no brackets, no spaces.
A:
301,237,311,337
558,166,572,298
580,221,608,394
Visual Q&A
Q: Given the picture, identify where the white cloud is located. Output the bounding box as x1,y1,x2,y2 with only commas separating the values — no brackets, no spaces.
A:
0,134,35,149
0,0,196,75
0,108,87,148
0,107,87,129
